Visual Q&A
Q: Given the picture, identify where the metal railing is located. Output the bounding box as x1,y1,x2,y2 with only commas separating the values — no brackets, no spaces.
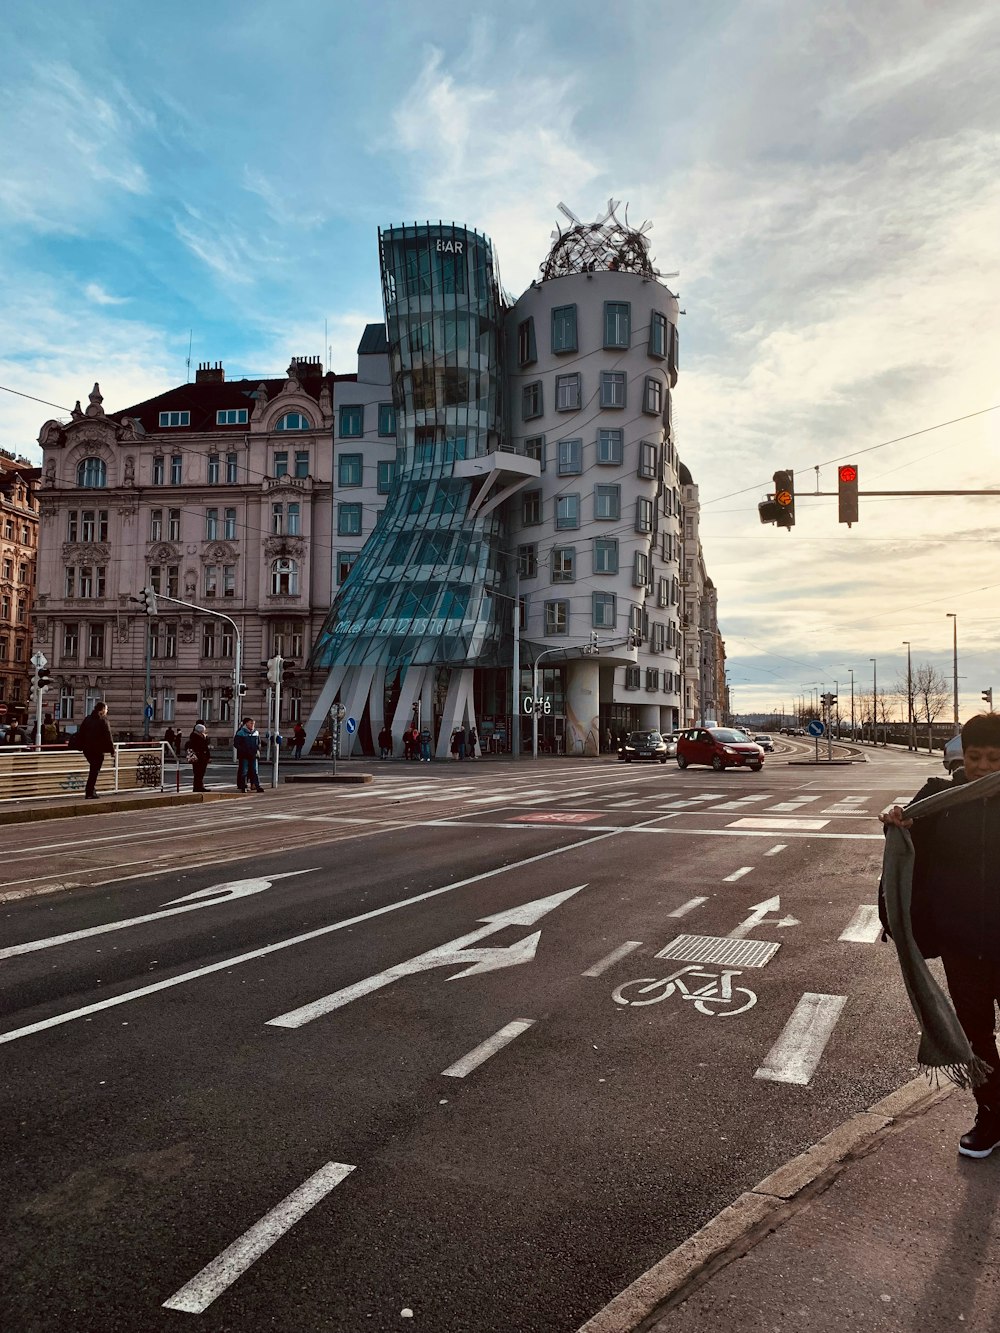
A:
0,743,169,804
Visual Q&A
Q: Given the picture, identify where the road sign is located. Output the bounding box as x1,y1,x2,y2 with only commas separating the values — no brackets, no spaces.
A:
144,705,154,720
30,651,48,669
807,719,825,737
345,717,357,734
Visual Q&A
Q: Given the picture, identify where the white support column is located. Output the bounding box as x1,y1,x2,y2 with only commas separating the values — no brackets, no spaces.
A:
341,665,376,756
566,658,601,757
303,664,348,754
392,665,425,754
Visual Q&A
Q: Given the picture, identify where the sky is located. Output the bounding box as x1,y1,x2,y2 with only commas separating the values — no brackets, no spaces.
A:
3,0,999,721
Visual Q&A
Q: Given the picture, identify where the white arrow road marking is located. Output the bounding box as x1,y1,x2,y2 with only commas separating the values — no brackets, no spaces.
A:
838,905,882,943
441,1019,535,1078
728,896,800,939
754,993,847,1085
0,871,318,961
267,885,586,1028
581,941,643,977
162,1161,355,1313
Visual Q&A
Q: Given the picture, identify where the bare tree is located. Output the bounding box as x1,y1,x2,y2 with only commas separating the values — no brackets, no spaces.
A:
876,689,893,746
913,662,950,753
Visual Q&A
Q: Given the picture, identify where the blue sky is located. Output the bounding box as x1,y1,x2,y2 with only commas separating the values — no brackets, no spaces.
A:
3,0,1000,718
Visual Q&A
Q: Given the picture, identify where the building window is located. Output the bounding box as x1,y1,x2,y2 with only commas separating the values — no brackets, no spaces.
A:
551,546,576,584
596,428,623,465
669,322,680,377
339,405,364,437
338,503,362,536
338,454,363,486
202,623,219,658
431,480,464,516
276,412,311,431
593,592,616,628
0,636,7,661
158,411,190,428
337,551,359,585
76,457,107,488
58,686,74,720
633,550,650,586
273,451,289,478
377,460,395,494
216,409,248,425
62,623,79,660
523,435,545,470
207,454,220,484
442,436,468,463
555,373,582,412
226,452,239,483
223,565,236,598
522,381,543,420
638,441,658,478
286,502,300,536
635,497,654,534
272,622,304,658
594,484,621,521
87,623,105,659
625,665,640,690
599,371,626,409
152,456,165,486
205,508,219,540
658,576,669,608
168,508,181,540
646,668,660,692
593,537,618,574
643,377,663,416
294,450,309,479
649,311,668,359
545,600,569,635
551,304,577,354
603,302,631,349
204,565,218,598
170,455,183,484
517,317,537,367
652,622,666,652
557,438,583,475
517,543,537,579
224,508,237,540
556,494,580,530
161,688,175,723
378,403,396,437
522,489,541,526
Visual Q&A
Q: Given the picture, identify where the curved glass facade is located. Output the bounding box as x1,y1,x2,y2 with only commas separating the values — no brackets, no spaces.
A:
310,222,510,672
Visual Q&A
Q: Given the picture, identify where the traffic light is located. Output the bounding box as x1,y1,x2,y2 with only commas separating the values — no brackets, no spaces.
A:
137,585,158,615
758,469,795,529
237,683,247,697
266,655,283,684
221,685,234,700
983,688,993,707
37,667,53,691
838,463,859,526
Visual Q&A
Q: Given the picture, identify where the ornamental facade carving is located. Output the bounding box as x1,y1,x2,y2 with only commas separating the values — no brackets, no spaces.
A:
62,542,112,563
147,542,182,563
263,536,305,560
201,541,240,564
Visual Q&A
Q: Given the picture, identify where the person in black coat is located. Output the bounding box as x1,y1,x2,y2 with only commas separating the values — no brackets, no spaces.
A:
77,701,114,799
186,723,211,793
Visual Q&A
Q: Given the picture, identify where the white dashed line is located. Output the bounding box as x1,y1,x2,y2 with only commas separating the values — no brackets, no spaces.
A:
581,941,643,977
722,866,754,882
442,1019,535,1078
764,844,787,856
755,993,847,1085
668,896,708,917
838,905,882,943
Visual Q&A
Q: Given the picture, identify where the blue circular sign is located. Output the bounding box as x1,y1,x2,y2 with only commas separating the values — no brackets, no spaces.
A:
345,717,357,734
807,719,825,737
144,705,154,720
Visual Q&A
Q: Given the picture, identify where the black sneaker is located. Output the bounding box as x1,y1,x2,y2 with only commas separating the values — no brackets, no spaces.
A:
959,1112,1000,1158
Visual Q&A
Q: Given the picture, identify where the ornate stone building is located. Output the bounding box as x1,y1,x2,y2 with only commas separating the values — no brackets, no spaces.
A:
0,452,40,724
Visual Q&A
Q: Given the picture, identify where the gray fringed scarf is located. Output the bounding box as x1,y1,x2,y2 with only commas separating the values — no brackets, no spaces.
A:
882,770,1000,1088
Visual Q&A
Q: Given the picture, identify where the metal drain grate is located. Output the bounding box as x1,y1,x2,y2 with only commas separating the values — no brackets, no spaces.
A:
654,934,781,968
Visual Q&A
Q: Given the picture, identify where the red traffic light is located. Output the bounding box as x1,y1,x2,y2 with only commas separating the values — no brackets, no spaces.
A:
838,464,857,483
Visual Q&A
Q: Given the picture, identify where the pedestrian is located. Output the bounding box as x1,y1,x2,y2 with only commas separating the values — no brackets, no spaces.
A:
378,724,392,759
163,726,178,754
41,713,59,745
403,726,415,761
186,722,211,793
450,729,460,761
293,722,306,760
233,717,264,793
77,700,115,799
468,726,478,759
605,727,613,754
420,724,432,762
880,712,1000,1158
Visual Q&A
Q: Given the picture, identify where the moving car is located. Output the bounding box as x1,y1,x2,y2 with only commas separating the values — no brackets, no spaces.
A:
754,733,775,752
618,730,671,763
676,726,765,772
943,735,964,775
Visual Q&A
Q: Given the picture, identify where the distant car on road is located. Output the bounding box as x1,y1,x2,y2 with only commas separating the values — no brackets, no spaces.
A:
943,735,964,774
618,730,670,763
676,726,764,772
753,734,775,752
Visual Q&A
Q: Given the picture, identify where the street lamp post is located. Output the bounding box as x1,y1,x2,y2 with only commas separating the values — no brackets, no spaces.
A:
870,657,877,745
946,613,959,736
902,640,915,751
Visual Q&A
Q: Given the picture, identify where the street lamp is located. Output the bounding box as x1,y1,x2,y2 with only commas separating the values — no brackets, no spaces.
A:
902,640,915,751
848,667,855,741
946,613,959,736
870,657,878,745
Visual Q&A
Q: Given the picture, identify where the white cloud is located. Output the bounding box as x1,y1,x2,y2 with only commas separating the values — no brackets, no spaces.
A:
83,282,131,306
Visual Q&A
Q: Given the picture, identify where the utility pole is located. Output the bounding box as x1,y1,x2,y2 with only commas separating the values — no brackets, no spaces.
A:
870,657,877,746
946,613,959,735
902,640,915,751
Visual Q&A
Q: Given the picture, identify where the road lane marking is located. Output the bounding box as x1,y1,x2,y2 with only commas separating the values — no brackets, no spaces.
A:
765,844,787,856
426,819,880,840
0,819,667,1045
754,993,847,1085
709,795,772,812
513,811,599,823
726,816,830,831
722,867,753,882
764,797,821,812
441,1019,535,1078
839,905,882,943
668,897,708,917
582,941,643,977
162,1161,355,1313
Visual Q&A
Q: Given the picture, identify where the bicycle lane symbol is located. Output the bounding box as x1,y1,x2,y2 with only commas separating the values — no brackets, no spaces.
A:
612,965,757,1017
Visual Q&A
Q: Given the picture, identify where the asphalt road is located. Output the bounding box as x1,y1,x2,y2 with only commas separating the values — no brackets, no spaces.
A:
0,742,941,1332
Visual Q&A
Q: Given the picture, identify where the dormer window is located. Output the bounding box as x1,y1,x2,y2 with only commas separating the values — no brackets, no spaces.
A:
216,409,248,425
275,412,311,431
159,411,190,428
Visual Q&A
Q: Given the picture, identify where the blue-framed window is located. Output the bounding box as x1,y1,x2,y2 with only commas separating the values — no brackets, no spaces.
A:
388,534,411,565
545,600,569,635
522,381,543,420
338,405,363,437
378,402,396,437
599,371,626,409
417,532,453,564
159,410,190,428
216,408,248,425
276,412,311,431
415,435,435,464
440,586,470,621
597,428,623,465
603,302,630,349
338,454,363,487
377,460,395,494
593,538,618,575
557,438,583,475
337,503,362,535
551,546,576,583
649,311,668,359
551,304,577,354
594,484,620,521
432,480,464,515
556,494,580,530
76,457,107,488
555,373,581,411
593,592,616,628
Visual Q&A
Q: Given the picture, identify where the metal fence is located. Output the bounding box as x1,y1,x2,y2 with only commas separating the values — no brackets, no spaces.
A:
0,743,170,803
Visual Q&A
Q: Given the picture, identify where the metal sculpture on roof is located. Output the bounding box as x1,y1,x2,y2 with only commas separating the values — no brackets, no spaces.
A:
540,199,667,281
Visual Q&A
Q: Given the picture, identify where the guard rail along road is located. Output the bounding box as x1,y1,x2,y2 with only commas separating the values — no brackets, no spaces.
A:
0,742,172,803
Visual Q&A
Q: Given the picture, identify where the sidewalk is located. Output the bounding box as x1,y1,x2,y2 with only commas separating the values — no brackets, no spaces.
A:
581,1076,1000,1331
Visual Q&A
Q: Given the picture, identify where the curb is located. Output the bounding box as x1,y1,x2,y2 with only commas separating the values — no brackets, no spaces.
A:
576,1075,954,1333
0,791,242,826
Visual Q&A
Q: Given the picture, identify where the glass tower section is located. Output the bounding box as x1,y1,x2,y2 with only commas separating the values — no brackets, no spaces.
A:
310,223,509,672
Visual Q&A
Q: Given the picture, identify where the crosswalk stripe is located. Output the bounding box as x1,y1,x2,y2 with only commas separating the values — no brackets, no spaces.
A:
838,905,882,943
754,992,847,1085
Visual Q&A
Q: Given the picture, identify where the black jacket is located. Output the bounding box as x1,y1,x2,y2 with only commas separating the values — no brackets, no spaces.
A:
187,731,211,764
78,711,114,760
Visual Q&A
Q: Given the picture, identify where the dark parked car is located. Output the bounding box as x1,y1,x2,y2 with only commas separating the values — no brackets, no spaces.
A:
676,726,764,772
618,730,670,763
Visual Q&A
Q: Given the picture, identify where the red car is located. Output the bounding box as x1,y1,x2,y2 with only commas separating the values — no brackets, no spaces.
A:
676,726,764,772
